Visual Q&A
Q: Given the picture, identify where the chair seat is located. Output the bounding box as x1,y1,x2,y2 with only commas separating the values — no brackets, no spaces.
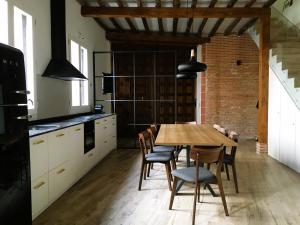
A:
153,145,174,153
145,152,172,162
223,154,233,164
172,167,215,183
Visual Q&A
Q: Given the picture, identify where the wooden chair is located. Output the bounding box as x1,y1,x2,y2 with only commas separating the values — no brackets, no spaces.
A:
138,131,173,191
223,130,240,193
169,145,229,225
147,128,176,169
175,121,197,161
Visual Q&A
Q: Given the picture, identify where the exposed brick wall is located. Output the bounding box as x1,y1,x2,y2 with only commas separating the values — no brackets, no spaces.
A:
201,34,259,137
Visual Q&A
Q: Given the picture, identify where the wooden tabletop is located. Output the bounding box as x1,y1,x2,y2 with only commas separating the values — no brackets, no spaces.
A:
155,124,238,147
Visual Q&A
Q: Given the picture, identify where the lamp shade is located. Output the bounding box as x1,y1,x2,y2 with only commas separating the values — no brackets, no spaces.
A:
176,72,197,79
177,49,207,74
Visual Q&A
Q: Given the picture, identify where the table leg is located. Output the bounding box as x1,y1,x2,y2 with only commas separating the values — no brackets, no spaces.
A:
186,145,191,167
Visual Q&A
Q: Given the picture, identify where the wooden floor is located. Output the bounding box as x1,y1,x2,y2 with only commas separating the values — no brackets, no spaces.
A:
33,139,300,225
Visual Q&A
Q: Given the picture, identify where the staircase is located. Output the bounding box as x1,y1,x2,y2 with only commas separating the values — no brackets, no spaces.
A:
248,7,300,110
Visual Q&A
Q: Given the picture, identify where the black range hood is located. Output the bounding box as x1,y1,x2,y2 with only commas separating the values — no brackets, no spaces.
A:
42,0,87,81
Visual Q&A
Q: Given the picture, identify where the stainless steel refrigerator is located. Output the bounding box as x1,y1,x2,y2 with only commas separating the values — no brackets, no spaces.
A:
0,43,32,224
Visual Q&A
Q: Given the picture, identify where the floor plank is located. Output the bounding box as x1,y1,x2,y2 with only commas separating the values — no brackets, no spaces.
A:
33,139,300,225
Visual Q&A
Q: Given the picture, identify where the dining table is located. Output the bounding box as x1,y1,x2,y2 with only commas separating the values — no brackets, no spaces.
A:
155,123,238,195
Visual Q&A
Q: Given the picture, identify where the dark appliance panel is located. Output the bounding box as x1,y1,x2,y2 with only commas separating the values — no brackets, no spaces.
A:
0,43,32,225
0,43,28,106
84,121,95,154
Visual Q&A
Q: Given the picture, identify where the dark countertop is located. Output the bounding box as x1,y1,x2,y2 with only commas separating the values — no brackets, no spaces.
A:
29,113,114,137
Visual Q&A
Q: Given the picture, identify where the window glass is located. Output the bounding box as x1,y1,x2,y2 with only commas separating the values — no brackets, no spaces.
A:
0,0,8,44
80,46,88,106
70,40,80,107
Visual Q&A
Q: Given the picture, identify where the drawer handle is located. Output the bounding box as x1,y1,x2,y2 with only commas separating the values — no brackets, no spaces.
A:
57,168,66,174
104,126,107,129
104,119,107,122
88,153,93,157
75,128,81,131
96,121,101,125
33,140,45,145
104,140,107,143
112,136,116,138
56,133,65,137
34,182,45,190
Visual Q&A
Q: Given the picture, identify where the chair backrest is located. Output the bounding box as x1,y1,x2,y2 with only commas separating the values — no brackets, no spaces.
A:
175,121,197,125
150,124,158,138
138,131,151,159
228,130,239,159
147,128,155,152
191,145,224,175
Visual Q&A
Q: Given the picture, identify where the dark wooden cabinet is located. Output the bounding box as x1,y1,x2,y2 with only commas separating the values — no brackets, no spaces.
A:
94,44,196,148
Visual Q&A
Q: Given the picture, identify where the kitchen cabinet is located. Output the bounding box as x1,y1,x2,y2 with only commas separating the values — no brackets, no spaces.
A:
31,173,49,219
49,161,72,203
30,115,117,220
48,128,71,170
30,134,48,181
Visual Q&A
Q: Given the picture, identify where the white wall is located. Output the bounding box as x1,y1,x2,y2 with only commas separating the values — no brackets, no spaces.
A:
274,0,300,28
7,0,110,120
268,68,300,173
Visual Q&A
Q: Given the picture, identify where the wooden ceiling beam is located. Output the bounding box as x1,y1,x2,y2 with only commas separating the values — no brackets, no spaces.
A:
238,0,276,36
185,0,198,34
156,0,164,33
81,7,270,18
208,0,237,37
137,0,149,32
106,31,210,46
116,0,137,32
224,0,256,36
173,0,180,34
197,0,216,36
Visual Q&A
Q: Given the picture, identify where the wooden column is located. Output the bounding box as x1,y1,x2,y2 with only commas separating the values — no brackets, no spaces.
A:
257,13,270,154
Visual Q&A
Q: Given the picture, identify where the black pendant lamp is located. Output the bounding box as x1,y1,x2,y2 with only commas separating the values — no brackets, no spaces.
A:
176,49,207,79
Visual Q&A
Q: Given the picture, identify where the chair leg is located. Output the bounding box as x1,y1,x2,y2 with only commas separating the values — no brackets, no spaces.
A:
225,163,230,180
143,164,147,180
147,163,151,177
207,163,211,170
217,178,229,216
138,162,145,191
165,163,172,191
232,163,239,193
169,177,178,210
197,182,201,203
151,163,154,169
171,152,177,170
192,181,199,225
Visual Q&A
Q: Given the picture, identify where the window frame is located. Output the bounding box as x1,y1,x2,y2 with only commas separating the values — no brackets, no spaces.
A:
69,38,90,113
13,5,37,117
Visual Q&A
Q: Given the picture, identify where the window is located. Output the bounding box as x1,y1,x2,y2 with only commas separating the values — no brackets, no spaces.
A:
0,0,8,44
70,40,89,107
14,6,35,110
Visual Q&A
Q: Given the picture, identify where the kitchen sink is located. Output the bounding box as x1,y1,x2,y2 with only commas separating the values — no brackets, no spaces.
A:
31,124,60,130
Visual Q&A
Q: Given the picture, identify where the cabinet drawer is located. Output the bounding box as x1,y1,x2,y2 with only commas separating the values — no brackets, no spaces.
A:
48,128,70,170
49,161,71,203
31,173,49,219
30,134,49,181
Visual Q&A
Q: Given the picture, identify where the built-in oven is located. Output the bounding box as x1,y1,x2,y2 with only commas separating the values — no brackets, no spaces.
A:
84,120,95,154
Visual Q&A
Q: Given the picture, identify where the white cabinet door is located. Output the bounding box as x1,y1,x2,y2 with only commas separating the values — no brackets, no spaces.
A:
49,161,72,203
48,128,71,170
295,110,300,173
31,173,49,220
268,72,281,161
279,87,297,170
30,134,49,181
69,124,84,183
83,149,97,174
